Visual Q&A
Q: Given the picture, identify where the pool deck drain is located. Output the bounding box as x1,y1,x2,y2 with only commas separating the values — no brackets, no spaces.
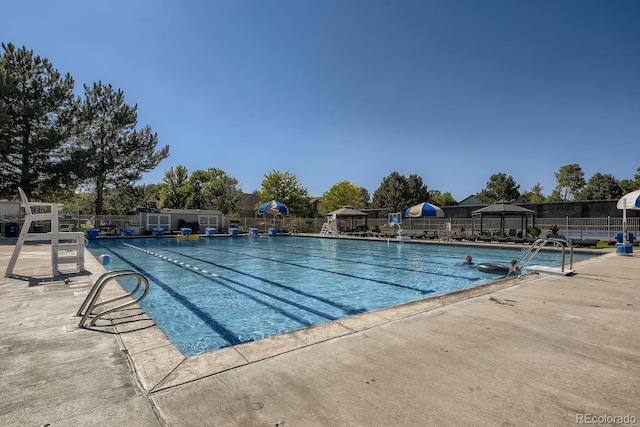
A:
1,238,638,426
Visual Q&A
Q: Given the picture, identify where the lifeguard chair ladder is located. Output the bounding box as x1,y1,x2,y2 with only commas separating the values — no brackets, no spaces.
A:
320,217,338,236
4,188,85,278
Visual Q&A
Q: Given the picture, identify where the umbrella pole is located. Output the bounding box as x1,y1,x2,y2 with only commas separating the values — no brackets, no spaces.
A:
623,206,628,245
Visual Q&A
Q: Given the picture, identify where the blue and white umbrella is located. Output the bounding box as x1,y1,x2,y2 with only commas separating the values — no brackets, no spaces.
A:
258,200,289,216
617,189,640,246
405,202,445,218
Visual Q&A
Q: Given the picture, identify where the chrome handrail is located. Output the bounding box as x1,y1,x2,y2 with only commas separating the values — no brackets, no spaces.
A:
510,237,573,275
77,269,150,327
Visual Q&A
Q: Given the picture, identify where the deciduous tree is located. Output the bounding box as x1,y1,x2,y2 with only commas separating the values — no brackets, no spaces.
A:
428,190,457,206
159,165,189,208
320,180,368,215
553,164,585,201
259,169,310,217
184,168,242,214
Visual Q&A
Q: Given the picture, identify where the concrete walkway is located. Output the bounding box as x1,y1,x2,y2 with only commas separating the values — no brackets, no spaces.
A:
1,239,638,426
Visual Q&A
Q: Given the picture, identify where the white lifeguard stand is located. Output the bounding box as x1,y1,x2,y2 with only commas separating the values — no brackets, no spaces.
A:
4,188,85,278
320,214,339,237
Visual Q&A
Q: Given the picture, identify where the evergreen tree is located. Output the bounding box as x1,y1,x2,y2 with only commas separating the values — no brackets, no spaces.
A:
476,173,520,204
579,173,622,200
523,183,545,203
75,81,169,214
619,167,640,194
0,43,78,199
371,172,429,215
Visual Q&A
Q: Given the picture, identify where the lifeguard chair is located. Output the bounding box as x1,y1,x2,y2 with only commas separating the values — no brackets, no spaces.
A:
4,188,85,278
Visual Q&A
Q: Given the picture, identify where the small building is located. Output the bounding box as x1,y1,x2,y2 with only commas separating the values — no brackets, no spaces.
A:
137,208,224,234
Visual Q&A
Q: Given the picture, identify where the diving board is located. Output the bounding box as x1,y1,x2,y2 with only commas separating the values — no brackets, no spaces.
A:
526,265,575,276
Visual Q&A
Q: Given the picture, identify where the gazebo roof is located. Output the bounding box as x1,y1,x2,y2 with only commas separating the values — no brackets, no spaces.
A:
327,206,368,217
472,201,535,216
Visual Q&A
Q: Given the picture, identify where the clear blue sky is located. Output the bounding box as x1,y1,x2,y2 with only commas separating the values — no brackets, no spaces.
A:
3,0,639,201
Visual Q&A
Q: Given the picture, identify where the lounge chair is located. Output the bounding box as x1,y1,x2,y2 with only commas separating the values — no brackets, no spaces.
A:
573,239,599,248
476,234,493,243
506,236,526,244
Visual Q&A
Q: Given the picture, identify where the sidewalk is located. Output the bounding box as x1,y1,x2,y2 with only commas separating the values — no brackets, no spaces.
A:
1,239,638,426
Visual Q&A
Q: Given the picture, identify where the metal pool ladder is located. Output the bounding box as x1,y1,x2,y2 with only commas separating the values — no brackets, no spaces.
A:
77,270,150,327
510,237,575,276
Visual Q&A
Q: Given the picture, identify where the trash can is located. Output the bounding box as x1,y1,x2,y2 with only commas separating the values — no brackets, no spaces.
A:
5,222,19,237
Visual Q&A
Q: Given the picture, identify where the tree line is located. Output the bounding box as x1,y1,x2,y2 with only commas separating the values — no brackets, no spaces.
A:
2,43,639,217
0,43,169,214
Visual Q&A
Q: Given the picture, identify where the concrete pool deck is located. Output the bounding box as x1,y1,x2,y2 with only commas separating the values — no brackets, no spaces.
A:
1,237,638,426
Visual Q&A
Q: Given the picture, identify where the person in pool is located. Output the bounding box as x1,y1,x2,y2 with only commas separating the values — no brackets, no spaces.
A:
462,255,474,266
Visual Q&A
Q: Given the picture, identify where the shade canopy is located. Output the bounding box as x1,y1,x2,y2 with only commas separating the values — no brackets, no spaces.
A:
471,200,536,236
327,206,368,232
327,206,367,217
471,200,535,216
405,202,445,218
258,200,289,216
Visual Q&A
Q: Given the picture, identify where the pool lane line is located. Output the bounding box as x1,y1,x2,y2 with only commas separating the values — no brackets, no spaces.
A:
99,244,243,347
161,248,366,316
263,238,457,269
123,243,338,321
237,241,478,281
100,244,325,348
170,243,437,295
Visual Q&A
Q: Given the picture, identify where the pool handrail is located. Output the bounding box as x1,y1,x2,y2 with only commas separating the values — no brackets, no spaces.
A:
509,237,573,275
77,269,150,327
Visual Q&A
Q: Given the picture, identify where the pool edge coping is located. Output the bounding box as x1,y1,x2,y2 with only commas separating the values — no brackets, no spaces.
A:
114,252,608,395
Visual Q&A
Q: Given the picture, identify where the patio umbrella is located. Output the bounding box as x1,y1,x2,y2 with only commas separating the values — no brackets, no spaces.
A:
617,189,640,245
405,202,445,218
258,200,289,216
258,200,289,232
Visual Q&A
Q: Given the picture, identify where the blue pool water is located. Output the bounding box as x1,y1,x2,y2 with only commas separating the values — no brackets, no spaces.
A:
87,236,596,356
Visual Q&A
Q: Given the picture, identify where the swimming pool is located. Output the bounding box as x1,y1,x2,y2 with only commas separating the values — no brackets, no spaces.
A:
87,236,596,356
